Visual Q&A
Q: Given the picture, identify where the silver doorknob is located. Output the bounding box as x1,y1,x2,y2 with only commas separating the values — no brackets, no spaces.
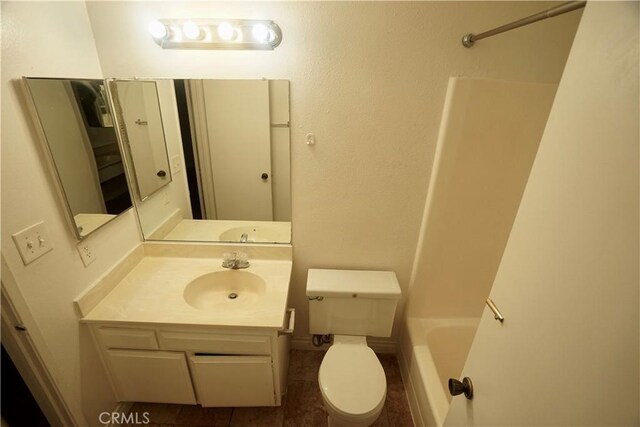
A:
448,377,473,399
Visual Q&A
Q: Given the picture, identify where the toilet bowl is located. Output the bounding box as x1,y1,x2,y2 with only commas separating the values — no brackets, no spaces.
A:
318,336,386,427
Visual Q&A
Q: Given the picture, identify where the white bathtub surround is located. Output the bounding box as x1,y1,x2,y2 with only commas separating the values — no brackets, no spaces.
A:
405,77,558,321
399,318,479,426
400,77,558,425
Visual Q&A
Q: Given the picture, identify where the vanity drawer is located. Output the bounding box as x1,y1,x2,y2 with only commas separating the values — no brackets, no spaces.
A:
97,327,159,350
157,330,270,355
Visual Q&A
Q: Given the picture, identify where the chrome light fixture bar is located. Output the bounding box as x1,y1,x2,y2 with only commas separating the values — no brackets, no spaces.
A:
149,19,282,50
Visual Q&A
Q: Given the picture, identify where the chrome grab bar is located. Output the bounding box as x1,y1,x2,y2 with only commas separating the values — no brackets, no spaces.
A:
486,298,504,322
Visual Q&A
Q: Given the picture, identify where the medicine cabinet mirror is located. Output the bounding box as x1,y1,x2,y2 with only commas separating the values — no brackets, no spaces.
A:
110,79,291,244
22,77,133,240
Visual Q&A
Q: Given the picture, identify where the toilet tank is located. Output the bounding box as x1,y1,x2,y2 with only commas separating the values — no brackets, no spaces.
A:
306,269,401,337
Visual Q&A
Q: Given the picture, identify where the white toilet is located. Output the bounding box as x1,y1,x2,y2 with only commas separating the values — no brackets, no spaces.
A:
306,269,401,427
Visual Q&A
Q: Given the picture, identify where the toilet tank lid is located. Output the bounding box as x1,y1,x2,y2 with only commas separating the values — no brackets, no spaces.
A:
306,269,401,299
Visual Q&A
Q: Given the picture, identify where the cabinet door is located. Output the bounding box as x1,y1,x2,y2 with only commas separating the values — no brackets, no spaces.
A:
106,349,196,404
190,355,275,407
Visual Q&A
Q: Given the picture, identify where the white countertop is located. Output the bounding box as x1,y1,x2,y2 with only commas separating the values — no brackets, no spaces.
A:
82,256,292,329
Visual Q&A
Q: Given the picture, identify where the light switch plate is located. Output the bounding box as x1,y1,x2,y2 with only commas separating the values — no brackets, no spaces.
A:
77,242,96,267
170,154,182,174
12,221,53,265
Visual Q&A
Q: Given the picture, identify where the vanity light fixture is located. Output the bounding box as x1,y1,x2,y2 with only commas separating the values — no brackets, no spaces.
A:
148,20,168,40
182,21,203,40
148,19,282,50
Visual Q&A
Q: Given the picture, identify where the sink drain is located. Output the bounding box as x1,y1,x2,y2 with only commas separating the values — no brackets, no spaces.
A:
228,293,238,299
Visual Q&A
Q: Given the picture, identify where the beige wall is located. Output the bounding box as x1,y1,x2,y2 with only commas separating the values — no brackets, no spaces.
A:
86,1,580,342
1,2,141,425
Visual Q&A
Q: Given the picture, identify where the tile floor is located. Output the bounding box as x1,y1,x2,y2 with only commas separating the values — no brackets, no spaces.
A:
126,349,414,427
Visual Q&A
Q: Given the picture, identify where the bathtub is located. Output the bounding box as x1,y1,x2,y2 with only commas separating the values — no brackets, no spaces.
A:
399,317,479,427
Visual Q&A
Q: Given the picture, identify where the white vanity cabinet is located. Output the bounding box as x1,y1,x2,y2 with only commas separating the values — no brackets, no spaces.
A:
89,320,292,407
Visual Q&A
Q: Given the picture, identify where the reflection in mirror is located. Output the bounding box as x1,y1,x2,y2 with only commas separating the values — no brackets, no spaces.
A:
23,78,133,239
109,80,172,200
112,79,291,244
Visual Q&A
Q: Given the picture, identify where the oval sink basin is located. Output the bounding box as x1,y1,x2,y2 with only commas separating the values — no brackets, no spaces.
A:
184,270,266,310
219,226,280,243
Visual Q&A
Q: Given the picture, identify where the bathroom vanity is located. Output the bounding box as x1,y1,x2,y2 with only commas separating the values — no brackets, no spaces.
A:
76,243,293,407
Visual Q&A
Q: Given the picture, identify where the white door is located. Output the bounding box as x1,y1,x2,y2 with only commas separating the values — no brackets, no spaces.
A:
445,3,639,426
202,80,273,220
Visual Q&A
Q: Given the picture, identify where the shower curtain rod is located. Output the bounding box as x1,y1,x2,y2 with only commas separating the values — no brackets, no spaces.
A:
462,1,586,48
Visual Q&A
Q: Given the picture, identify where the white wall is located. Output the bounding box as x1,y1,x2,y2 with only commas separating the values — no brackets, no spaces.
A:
86,1,581,343
1,2,141,425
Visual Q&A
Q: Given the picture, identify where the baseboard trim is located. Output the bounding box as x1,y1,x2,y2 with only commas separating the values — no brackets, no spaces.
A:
398,346,424,427
290,337,398,354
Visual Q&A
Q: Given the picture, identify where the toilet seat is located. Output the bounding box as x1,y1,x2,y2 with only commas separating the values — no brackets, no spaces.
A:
318,337,386,422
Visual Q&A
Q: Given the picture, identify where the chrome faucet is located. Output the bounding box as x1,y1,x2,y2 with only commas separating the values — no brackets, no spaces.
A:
240,233,249,243
222,252,250,269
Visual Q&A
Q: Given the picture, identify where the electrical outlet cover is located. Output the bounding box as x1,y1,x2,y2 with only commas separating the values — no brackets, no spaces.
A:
77,243,96,267
12,221,53,265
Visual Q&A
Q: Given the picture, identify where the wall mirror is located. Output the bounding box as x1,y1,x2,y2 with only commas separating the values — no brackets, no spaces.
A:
22,77,133,239
109,79,291,244
109,80,172,200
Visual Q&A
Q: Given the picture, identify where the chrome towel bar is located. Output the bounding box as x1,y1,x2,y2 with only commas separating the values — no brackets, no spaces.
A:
486,298,504,322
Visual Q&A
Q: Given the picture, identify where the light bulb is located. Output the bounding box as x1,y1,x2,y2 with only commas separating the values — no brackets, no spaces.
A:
182,21,201,40
268,28,277,42
148,20,167,40
217,22,236,41
252,23,270,43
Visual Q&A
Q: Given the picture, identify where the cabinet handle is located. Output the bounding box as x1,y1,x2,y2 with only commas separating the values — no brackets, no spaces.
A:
278,308,295,336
